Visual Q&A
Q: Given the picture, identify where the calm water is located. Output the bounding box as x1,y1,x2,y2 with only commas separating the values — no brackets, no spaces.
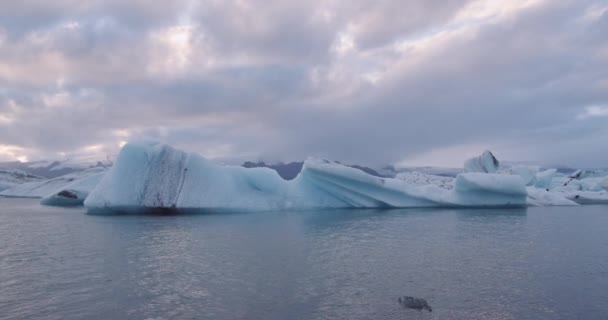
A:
1,198,607,320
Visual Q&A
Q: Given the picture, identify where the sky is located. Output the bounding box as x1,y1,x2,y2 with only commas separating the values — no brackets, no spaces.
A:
0,0,607,168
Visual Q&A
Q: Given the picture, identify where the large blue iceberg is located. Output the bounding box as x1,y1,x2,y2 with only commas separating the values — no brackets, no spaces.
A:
84,142,530,211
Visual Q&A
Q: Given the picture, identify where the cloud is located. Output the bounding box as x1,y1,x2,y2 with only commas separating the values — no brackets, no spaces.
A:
577,105,608,119
0,0,607,168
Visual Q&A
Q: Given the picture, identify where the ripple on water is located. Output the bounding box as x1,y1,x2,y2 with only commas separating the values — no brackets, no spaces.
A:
1,199,608,319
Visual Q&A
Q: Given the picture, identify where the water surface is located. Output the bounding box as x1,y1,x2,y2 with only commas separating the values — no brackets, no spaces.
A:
1,198,607,319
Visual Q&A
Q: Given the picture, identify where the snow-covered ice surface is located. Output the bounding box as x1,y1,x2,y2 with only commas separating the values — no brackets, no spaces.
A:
395,171,454,189
600,178,608,192
0,167,107,205
540,177,608,205
526,188,578,206
85,143,532,212
553,175,607,192
562,191,608,205
48,156,112,172
0,156,113,179
460,151,608,206
543,175,608,204
0,168,45,192
382,166,462,178
360,163,582,207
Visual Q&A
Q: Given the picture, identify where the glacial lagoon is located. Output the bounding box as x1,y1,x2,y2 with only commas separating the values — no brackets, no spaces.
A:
1,198,607,320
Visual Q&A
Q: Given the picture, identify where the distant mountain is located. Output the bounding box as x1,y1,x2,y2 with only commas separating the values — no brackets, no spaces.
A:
0,157,113,178
242,161,386,180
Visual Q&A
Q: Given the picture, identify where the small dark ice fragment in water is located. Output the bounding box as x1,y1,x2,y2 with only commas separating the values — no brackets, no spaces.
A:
398,296,432,312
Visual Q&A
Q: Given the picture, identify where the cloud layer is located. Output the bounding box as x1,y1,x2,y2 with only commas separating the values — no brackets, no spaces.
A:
1,0,607,167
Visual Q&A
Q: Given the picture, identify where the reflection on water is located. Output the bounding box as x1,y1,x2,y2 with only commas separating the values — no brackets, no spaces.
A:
1,198,607,320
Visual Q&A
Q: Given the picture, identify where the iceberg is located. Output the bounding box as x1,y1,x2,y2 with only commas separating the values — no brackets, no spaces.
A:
395,168,577,206
450,173,527,206
507,166,539,186
540,173,608,205
464,150,500,173
526,187,578,206
85,142,530,212
551,176,607,192
534,169,557,189
463,151,608,205
562,191,608,205
40,171,106,206
82,143,608,211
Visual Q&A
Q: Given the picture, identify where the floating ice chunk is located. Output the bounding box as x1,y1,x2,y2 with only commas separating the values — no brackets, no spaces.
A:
543,174,608,205
40,171,105,206
450,173,528,207
562,191,608,205
41,189,88,206
454,173,526,195
581,169,608,178
526,187,578,206
551,176,606,192
464,150,499,173
569,169,584,179
564,169,608,180
508,166,539,186
534,169,557,189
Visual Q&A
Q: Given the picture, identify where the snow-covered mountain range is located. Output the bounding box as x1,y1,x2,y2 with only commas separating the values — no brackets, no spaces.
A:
0,157,113,178
0,168,45,192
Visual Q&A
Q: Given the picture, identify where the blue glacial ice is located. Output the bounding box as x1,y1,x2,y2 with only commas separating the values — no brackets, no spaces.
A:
534,169,557,189
463,150,500,173
84,142,535,211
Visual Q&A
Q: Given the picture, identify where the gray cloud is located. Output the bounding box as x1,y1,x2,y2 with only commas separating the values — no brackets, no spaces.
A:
0,0,607,167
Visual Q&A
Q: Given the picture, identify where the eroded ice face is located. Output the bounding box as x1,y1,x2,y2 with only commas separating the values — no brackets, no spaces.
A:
464,150,500,173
